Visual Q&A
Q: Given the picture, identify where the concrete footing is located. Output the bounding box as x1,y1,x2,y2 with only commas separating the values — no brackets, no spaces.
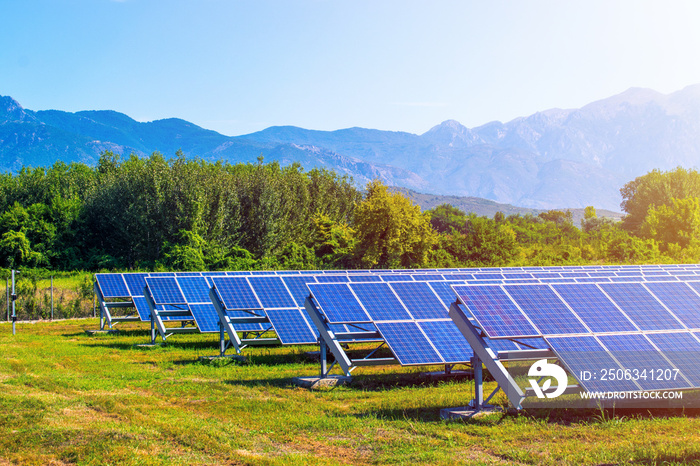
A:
440,405,505,419
292,375,352,389
85,329,119,335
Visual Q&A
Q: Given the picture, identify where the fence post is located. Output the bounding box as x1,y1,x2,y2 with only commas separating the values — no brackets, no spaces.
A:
51,275,54,320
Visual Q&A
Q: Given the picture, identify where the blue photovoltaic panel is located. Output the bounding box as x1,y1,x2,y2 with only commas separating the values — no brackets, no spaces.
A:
418,320,473,363
390,281,447,320
348,274,383,282
485,337,521,353
281,276,317,307
645,332,700,387
308,283,371,323
644,275,678,282
559,272,589,278
429,280,467,308
532,272,560,279
145,277,187,305
177,276,211,303
96,274,129,298
503,285,588,335
645,282,700,329
159,303,191,321
189,303,220,333
132,296,152,321
176,272,202,277
375,321,443,365
446,273,474,280
553,283,637,333
233,322,268,332
349,282,412,321
545,335,640,393
378,274,408,282
315,275,349,283
575,277,611,283
411,274,444,281
265,308,318,344
123,273,149,296
148,272,175,277
599,283,684,331
211,277,262,310
473,273,503,280
503,273,533,279
597,334,690,390
609,276,646,283
453,285,540,338
248,276,296,309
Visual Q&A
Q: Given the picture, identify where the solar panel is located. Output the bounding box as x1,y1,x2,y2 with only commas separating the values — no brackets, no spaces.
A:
315,275,349,283
281,276,317,307
122,273,149,296
265,309,318,344
248,276,296,309
145,277,187,305
418,320,473,363
645,282,700,329
189,303,221,332
307,283,371,323
211,277,262,310
390,281,447,320
545,335,640,392
132,296,152,321
645,332,700,387
348,274,383,282
452,285,539,339
503,285,589,335
95,274,129,298
552,283,637,333
375,321,443,365
349,282,412,321
177,276,212,303
597,334,691,390
599,283,684,331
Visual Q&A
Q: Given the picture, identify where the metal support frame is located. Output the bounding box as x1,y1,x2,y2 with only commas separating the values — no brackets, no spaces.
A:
144,288,197,343
209,286,280,356
305,296,397,377
93,282,140,330
450,302,583,411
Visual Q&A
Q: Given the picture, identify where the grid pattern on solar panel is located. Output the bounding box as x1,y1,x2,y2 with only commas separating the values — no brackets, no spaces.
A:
232,322,267,332
159,303,191,321
348,274,383,282
390,281,447,319
575,277,611,283
552,283,637,333
503,273,533,279
418,320,473,363
378,274,407,282
484,337,520,353
248,276,296,308
96,274,129,298
265,309,318,344
146,277,187,305
410,274,444,281
177,276,211,303
308,283,371,323
645,332,700,387
599,283,683,331
452,285,539,338
645,282,700,329
503,285,589,335
132,296,152,320
545,335,640,392
189,304,220,332
315,275,349,283
211,277,262,310
473,273,503,280
280,276,317,306
122,273,149,296
597,334,690,390
347,283,411,321
375,322,443,365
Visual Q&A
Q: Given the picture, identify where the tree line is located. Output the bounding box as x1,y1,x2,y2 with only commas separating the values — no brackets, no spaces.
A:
0,151,698,273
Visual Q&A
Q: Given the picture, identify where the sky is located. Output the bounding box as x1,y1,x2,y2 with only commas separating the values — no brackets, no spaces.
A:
2,0,700,136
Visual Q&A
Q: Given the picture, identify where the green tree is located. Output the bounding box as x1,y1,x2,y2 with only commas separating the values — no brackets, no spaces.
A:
353,180,437,268
640,197,700,251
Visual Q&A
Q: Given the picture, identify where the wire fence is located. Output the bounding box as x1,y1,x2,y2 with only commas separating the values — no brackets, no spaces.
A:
1,273,96,321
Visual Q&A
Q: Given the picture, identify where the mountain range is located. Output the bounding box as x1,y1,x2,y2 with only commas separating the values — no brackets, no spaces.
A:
3,85,700,211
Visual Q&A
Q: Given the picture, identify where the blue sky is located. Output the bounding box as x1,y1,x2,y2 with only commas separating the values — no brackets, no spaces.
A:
2,1,700,136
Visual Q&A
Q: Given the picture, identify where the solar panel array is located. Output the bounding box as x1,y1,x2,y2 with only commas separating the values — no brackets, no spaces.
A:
452,280,700,393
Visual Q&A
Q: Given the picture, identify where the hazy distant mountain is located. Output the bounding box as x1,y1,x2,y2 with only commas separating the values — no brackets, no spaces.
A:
3,85,700,211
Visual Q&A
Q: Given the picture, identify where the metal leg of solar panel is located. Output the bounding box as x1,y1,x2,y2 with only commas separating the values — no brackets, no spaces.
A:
449,302,526,410
305,297,353,376
209,288,243,354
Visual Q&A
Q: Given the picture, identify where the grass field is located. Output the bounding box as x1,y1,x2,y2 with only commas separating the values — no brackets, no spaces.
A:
2,319,700,465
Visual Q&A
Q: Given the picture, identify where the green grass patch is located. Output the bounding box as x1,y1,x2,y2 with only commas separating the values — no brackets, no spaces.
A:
1,320,700,465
